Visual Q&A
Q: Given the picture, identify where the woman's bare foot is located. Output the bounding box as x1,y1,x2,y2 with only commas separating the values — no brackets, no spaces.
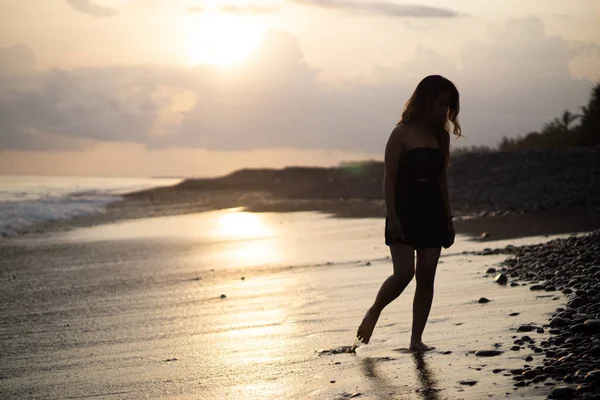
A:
356,308,380,344
409,340,435,352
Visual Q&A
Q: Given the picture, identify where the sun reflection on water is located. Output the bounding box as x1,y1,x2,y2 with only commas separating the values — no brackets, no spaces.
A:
214,209,283,267
218,209,271,240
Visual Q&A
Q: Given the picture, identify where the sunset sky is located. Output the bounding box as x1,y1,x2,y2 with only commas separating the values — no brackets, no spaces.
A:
1,0,599,177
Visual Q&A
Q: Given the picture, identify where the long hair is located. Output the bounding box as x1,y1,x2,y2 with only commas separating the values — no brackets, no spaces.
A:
397,75,462,166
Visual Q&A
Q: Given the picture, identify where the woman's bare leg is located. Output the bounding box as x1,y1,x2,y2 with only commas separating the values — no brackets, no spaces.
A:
409,247,441,352
356,244,415,344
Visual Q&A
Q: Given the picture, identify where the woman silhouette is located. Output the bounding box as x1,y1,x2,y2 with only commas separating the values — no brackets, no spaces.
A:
356,75,461,351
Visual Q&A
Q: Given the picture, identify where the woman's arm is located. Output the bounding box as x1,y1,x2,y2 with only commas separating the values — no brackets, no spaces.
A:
383,126,404,218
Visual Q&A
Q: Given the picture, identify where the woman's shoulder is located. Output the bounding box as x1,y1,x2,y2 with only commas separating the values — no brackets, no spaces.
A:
391,121,410,136
391,121,419,142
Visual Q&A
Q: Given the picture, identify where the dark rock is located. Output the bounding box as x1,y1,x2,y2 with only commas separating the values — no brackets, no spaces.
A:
570,323,587,333
478,297,491,304
518,324,538,332
551,386,576,399
585,370,600,382
570,297,588,308
459,380,477,386
584,319,600,334
485,267,497,274
523,370,537,379
475,350,503,357
550,317,570,328
577,384,594,396
494,273,508,285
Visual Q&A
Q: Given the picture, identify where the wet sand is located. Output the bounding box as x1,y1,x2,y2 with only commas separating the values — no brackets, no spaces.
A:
0,210,578,399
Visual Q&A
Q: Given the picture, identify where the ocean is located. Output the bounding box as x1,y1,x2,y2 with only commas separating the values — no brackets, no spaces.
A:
0,175,182,237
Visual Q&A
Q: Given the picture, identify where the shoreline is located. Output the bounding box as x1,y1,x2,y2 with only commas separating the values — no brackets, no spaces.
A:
473,230,600,399
9,188,600,243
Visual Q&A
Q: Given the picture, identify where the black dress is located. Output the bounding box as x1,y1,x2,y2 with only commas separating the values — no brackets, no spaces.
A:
385,147,449,249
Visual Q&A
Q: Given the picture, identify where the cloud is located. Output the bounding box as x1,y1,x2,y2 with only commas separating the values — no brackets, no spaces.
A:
0,44,36,74
293,0,459,18
188,4,280,15
0,18,597,153
66,0,118,18
188,4,279,15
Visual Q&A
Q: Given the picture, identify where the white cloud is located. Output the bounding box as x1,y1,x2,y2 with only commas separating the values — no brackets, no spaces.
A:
66,0,118,18
0,44,36,74
293,0,459,18
0,17,597,154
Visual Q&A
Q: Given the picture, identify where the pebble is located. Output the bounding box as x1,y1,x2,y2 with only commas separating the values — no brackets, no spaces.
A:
550,317,570,327
494,273,508,284
480,231,600,397
517,324,538,332
478,297,491,304
551,386,575,399
584,319,600,334
459,380,477,386
475,350,503,357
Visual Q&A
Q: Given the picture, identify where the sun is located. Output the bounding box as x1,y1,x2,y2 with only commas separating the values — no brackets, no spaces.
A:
186,12,267,66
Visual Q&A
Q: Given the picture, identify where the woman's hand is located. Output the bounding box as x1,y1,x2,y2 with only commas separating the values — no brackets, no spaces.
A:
444,217,455,248
387,215,406,242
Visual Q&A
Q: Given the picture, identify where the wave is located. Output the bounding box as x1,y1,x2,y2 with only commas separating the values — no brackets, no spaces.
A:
0,176,181,238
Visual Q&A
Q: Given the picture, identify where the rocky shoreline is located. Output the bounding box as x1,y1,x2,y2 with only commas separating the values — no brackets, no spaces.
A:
475,230,600,399
125,146,600,218
8,146,600,241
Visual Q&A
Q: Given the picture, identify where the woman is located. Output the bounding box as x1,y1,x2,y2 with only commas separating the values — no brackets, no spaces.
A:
356,75,461,352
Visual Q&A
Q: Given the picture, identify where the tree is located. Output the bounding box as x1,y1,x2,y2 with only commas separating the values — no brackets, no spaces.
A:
578,82,600,146
558,110,579,132
496,81,600,151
